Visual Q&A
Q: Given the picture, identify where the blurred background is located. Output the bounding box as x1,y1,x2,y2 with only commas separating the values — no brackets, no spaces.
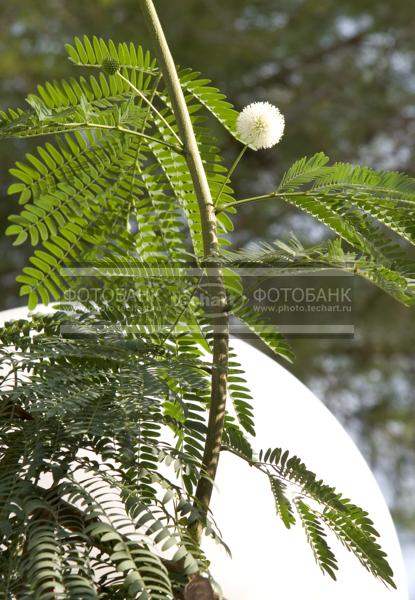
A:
1,0,414,594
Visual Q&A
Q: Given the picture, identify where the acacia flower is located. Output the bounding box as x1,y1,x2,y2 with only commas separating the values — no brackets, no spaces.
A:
236,101,285,150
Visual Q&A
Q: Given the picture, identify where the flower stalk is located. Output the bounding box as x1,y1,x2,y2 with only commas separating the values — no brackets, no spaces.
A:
214,144,248,206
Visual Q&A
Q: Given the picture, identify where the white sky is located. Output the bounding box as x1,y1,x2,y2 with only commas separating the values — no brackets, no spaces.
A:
204,338,409,599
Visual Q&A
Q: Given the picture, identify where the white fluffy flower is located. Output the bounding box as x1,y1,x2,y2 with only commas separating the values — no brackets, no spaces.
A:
236,101,285,150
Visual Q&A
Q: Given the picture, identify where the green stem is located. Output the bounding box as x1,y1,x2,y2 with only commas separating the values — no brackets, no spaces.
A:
139,0,229,547
117,71,183,145
217,190,308,212
214,144,248,206
127,73,163,232
57,121,182,152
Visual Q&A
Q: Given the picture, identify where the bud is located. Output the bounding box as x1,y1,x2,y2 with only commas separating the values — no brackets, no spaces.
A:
102,57,120,76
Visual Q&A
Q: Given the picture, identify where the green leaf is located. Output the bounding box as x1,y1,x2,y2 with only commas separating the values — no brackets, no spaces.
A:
295,499,338,579
27,291,38,310
12,230,28,246
269,476,296,529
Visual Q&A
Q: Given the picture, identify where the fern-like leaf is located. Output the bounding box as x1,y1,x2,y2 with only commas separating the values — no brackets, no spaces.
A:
222,445,396,588
294,499,338,580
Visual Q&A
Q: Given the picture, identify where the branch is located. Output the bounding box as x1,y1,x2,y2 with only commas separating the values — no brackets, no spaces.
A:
57,120,182,152
139,0,229,545
116,71,183,145
216,190,308,212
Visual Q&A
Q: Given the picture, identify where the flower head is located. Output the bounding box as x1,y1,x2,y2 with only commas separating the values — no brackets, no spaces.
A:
102,57,120,75
236,101,285,150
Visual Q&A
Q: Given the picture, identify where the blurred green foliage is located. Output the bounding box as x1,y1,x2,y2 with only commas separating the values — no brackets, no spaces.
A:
1,0,414,546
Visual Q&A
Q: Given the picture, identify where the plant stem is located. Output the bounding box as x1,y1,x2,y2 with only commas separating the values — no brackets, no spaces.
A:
216,190,308,212
139,0,229,544
117,71,183,145
214,144,248,206
127,73,162,232
58,120,182,151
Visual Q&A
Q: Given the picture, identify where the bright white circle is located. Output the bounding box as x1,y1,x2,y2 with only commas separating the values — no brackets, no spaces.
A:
0,308,408,598
203,338,409,599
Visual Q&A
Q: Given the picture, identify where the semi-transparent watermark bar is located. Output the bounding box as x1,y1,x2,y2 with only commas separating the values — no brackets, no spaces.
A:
60,264,354,339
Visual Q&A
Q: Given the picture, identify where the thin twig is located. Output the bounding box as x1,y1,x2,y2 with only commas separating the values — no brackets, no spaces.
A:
57,120,182,152
216,190,309,212
117,70,183,145
214,144,248,206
